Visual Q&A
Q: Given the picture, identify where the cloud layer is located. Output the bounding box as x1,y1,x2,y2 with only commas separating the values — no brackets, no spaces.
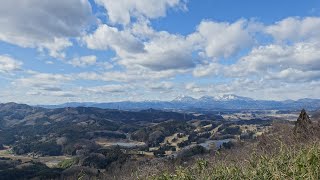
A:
94,0,186,24
0,0,92,58
0,1,319,104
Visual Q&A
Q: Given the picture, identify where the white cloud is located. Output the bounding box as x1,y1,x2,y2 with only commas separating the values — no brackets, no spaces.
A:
39,38,73,59
9,71,77,101
50,91,76,97
0,55,22,74
84,19,258,71
77,68,187,82
123,22,196,70
185,83,206,93
191,40,320,97
131,20,157,39
0,0,93,58
26,90,76,98
190,19,255,59
13,72,73,89
210,79,320,101
119,33,195,70
193,62,222,77
70,55,97,67
86,84,130,93
84,22,195,71
83,24,145,54
147,81,174,91
100,62,114,70
3,13,320,103
114,19,257,72
94,0,186,25
227,42,320,78
265,17,320,42
267,68,320,82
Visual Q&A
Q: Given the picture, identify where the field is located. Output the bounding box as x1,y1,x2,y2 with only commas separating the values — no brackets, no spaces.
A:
0,147,70,167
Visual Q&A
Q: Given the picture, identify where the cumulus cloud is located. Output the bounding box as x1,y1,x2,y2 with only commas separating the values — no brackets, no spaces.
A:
26,90,76,98
100,62,114,70
265,17,320,42
125,19,256,70
3,8,320,103
84,22,195,71
193,62,223,77
94,0,186,25
77,68,188,82
13,72,73,89
209,79,320,101
190,19,255,59
185,83,206,93
0,0,93,58
191,39,320,93
8,71,77,101
39,38,73,59
119,32,195,70
227,42,320,78
267,68,320,82
0,55,22,74
185,41,320,99
83,24,145,53
69,55,97,67
84,17,260,72
86,84,130,94
119,19,257,71
147,81,174,91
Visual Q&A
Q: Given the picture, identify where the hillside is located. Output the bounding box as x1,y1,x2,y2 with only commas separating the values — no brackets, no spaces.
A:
0,103,221,156
312,110,320,120
130,110,320,180
0,102,279,179
0,102,317,179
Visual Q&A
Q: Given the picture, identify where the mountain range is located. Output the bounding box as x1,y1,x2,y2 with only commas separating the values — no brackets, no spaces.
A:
40,94,320,111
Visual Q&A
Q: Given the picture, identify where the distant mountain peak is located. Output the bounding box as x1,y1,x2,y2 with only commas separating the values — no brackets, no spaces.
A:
200,94,253,101
215,94,253,101
38,95,320,111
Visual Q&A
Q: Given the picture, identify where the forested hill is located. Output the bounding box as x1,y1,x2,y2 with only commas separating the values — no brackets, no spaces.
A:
0,102,216,128
0,102,220,155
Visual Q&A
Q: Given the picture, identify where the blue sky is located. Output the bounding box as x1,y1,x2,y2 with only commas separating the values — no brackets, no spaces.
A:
0,0,320,104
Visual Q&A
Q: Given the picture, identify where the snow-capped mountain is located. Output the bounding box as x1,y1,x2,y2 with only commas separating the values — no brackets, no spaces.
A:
41,94,320,111
211,94,253,101
173,94,253,103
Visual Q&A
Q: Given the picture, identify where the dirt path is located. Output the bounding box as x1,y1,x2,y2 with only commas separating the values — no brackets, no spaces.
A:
210,124,223,139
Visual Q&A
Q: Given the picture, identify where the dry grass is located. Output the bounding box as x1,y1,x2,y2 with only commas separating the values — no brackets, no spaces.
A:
61,115,320,180
121,122,320,180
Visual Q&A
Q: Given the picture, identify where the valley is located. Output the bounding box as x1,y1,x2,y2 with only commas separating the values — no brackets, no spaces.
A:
0,102,306,179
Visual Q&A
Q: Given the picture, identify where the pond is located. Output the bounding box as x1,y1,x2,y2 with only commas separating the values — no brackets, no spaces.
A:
199,139,232,149
106,142,146,148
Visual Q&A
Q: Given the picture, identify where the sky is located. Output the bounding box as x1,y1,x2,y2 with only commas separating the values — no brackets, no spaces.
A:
0,0,320,104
